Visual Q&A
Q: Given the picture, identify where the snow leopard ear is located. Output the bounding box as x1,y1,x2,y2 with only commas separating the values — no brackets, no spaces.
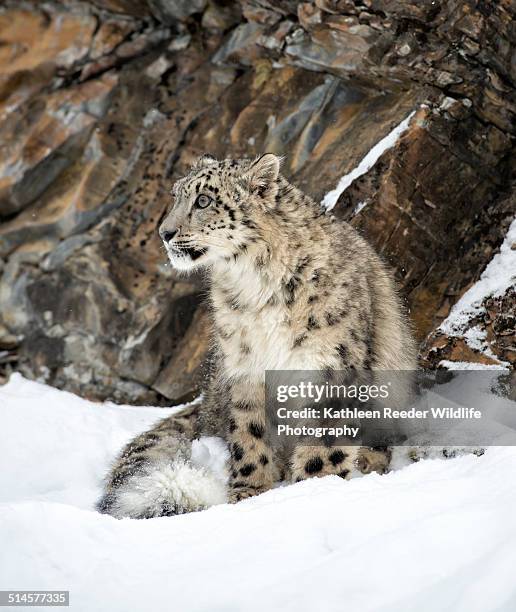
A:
244,153,281,192
192,154,217,170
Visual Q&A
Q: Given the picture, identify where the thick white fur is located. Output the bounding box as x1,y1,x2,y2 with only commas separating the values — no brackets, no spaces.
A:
109,460,227,519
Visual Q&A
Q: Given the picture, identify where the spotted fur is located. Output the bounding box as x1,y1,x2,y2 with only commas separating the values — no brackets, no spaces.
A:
97,154,417,518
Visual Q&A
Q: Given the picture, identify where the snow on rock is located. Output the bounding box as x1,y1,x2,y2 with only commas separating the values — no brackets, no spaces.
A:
440,217,516,337
321,110,416,211
439,360,510,371
1,374,516,611
352,199,369,216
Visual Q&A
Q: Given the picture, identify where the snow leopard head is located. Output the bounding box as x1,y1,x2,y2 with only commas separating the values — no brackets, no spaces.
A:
159,153,281,271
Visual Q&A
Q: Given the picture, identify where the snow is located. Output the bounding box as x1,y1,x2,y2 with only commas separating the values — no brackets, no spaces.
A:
440,218,516,337
321,110,416,211
439,360,510,371
2,374,516,611
353,199,368,216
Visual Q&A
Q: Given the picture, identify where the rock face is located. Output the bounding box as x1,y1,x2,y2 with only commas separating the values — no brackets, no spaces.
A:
0,0,514,401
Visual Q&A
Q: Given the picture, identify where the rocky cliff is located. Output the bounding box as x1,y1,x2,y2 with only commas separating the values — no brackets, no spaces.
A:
0,0,514,403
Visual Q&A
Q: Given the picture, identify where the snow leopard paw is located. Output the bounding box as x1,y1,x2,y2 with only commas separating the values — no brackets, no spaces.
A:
355,447,391,475
228,484,269,503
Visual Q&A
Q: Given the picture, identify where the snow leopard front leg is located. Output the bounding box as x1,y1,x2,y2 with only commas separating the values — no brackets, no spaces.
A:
291,445,359,481
291,446,390,482
227,380,281,502
97,402,226,519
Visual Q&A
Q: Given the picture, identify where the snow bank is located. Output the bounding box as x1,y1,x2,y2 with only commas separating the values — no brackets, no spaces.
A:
321,110,416,211
1,374,516,612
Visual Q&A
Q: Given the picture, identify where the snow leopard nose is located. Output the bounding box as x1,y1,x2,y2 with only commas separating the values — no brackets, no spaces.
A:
160,228,178,243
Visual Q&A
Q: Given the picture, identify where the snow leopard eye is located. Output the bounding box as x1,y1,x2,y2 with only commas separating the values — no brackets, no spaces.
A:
195,194,213,209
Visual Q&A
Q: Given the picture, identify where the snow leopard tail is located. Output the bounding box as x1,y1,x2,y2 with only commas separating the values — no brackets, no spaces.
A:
96,402,227,519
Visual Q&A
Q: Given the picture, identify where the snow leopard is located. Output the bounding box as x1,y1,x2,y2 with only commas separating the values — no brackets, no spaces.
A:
97,153,417,519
